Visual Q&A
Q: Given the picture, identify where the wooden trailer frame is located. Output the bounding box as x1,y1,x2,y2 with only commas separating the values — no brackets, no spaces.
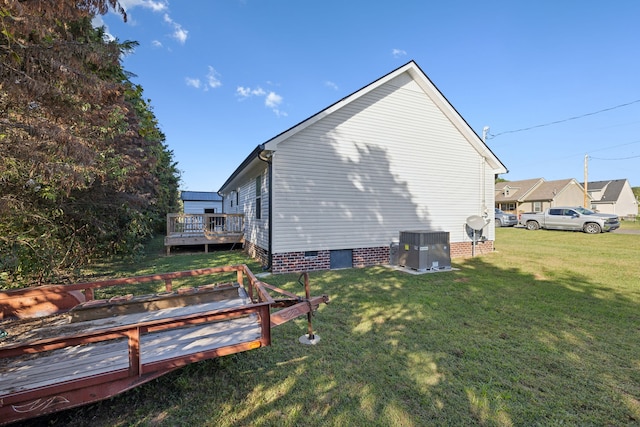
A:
0,265,328,425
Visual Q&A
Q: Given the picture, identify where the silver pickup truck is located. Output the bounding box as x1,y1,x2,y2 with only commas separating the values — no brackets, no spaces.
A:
519,207,620,234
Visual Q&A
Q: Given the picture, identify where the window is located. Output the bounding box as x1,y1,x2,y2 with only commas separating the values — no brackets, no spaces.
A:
533,202,542,212
255,175,262,219
549,208,562,216
304,251,318,258
508,203,515,211
204,208,216,213
231,190,240,208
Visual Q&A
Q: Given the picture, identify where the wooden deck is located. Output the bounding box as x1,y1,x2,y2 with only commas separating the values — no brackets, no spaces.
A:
164,213,244,254
0,265,329,425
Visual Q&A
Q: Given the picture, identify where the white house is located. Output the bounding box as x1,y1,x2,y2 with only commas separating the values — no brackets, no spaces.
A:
219,61,507,273
583,179,638,218
181,191,223,214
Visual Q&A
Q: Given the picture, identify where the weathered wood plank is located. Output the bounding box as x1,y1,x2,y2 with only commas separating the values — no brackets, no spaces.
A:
141,315,261,364
1,315,261,396
0,288,260,397
69,283,241,322
0,288,251,348
0,339,129,395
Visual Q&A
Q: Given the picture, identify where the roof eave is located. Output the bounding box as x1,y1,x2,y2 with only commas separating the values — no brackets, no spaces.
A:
218,144,266,194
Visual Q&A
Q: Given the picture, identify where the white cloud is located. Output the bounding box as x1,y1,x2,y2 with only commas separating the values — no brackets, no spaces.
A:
163,13,188,44
119,0,168,13
325,81,339,90
272,109,288,118
265,92,282,109
206,66,222,90
237,86,286,116
237,86,266,98
108,1,187,46
236,86,251,98
186,66,223,91
185,77,201,89
93,14,105,27
152,40,162,48
172,26,188,44
91,15,116,41
392,48,407,58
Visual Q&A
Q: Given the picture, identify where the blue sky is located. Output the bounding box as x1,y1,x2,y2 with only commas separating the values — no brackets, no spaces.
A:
97,1,640,191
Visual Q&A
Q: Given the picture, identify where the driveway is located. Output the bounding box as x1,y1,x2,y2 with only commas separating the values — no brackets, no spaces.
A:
614,228,640,235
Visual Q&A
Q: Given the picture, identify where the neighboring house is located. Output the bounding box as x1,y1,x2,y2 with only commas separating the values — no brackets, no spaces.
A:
495,178,544,213
219,61,507,273
582,179,638,217
496,178,585,215
520,179,585,213
181,191,223,214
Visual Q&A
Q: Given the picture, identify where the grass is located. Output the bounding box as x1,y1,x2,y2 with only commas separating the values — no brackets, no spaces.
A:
15,228,640,426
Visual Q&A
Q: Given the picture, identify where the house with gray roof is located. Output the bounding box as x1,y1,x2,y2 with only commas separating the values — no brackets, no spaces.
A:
495,178,544,213
495,178,585,215
582,179,638,218
523,179,585,213
180,191,223,214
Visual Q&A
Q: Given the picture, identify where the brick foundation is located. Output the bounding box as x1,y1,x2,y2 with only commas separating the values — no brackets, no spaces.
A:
272,250,331,273
450,240,494,258
270,246,390,273
244,241,269,267
352,246,389,268
246,241,495,274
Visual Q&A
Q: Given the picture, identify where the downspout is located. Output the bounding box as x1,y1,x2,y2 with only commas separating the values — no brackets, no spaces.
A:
258,147,273,271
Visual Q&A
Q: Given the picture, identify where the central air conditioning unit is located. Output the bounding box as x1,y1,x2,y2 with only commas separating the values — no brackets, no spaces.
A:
398,230,451,271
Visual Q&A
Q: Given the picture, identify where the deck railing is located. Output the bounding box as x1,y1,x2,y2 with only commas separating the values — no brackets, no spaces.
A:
166,213,244,237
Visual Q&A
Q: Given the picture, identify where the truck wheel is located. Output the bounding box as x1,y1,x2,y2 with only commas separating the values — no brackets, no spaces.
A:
526,221,540,230
496,219,502,227
583,223,601,234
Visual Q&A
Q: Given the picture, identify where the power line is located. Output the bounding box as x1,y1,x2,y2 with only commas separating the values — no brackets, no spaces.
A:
590,154,640,161
487,98,640,139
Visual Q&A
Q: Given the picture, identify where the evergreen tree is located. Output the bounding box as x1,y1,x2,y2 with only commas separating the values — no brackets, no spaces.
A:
1,1,180,286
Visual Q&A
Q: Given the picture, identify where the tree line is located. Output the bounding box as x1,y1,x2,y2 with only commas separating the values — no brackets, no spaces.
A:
1,1,180,286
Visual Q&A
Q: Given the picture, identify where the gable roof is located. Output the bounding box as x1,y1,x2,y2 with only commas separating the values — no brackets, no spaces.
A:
219,60,507,193
264,60,506,171
495,178,544,202
526,178,580,201
582,179,628,203
181,191,222,202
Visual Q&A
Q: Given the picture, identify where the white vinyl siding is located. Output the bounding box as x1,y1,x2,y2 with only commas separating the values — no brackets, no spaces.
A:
183,200,222,214
271,74,496,253
617,181,638,217
239,168,269,250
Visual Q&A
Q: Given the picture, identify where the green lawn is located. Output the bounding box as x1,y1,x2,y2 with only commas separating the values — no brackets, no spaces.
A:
17,228,640,426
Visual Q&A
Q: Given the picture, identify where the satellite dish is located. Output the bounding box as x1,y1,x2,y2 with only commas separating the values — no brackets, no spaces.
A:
466,215,490,257
466,215,489,231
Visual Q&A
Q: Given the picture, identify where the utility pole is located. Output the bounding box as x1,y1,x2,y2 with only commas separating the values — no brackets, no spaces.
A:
583,154,589,208
482,126,490,143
